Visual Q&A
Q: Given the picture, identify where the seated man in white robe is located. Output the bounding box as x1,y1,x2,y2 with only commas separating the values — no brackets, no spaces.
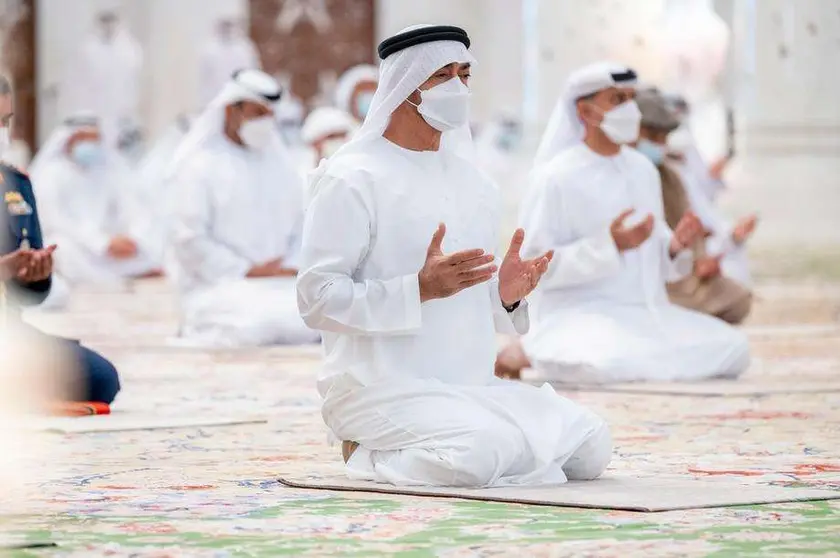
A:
297,25,611,487
29,115,160,288
167,70,319,347
334,64,378,123
496,62,750,384
299,107,358,173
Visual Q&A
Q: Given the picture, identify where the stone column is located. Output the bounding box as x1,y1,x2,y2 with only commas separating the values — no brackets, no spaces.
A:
722,0,840,251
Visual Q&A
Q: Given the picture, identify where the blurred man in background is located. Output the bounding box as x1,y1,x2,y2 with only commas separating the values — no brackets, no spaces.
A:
498,62,750,384
166,69,318,347
635,87,752,324
199,17,261,108
0,74,121,405
333,64,378,123
299,106,357,172
29,115,160,290
60,11,143,153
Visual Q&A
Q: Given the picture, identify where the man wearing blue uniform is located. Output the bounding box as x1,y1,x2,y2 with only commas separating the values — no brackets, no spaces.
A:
0,75,120,404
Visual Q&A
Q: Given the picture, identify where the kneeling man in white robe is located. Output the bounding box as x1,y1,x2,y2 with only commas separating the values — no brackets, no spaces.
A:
167,70,319,347
497,63,750,383
297,25,612,487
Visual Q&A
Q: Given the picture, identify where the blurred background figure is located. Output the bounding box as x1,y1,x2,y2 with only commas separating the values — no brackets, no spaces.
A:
299,106,357,173
333,64,378,123
58,10,143,156
166,69,318,347
199,17,261,107
635,87,753,324
29,115,160,290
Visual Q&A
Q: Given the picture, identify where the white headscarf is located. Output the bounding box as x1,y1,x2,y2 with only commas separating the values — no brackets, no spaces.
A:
309,24,476,199
166,69,296,182
334,64,379,115
28,114,124,180
533,61,638,168
300,107,358,145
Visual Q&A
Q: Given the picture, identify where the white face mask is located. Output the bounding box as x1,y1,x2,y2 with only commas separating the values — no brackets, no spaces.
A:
599,100,642,145
0,127,9,155
410,77,471,132
239,116,275,150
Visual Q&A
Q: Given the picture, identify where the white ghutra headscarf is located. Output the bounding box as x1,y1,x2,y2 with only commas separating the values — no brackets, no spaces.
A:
308,24,477,199
166,69,296,184
533,62,638,168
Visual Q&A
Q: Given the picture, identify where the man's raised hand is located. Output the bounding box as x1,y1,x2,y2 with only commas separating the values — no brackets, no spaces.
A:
418,224,496,302
611,209,654,252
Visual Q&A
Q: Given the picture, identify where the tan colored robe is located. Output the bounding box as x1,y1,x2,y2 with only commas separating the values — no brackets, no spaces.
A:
659,164,752,324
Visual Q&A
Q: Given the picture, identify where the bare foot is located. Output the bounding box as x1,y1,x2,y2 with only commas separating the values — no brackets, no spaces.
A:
494,340,529,380
342,441,359,463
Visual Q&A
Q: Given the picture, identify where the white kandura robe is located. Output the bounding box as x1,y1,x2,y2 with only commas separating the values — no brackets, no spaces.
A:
131,123,190,265
297,137,611,487
198,36,261,107
32,158,158,285
168,137,318,347
519,144,750,384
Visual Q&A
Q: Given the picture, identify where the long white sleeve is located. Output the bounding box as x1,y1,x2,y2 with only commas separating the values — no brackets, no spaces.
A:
489,279,530,335
169,165,252,283
520,173,622,290
296,175,422,336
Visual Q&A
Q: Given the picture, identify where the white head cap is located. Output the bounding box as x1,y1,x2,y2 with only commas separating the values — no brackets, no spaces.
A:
28,113,101,178
301,107,358,145
533,61,638,167
334,64,379,115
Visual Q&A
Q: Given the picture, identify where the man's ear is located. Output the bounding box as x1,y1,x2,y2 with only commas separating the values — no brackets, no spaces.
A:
576,100,591,122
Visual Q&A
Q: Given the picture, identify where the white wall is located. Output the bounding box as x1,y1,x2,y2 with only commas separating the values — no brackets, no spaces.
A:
36,0,247,145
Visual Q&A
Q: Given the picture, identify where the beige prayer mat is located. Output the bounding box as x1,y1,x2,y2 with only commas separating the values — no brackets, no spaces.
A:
26,415,268,434
278,474,840,512
535,379,840,397
743,323,840,338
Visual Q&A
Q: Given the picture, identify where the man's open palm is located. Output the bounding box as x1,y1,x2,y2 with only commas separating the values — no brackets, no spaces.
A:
498,228,553,307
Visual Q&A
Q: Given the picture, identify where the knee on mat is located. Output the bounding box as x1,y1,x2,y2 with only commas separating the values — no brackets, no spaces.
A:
447,430,518,487
718,293,753,325
80,348,121,404
564,421,613,481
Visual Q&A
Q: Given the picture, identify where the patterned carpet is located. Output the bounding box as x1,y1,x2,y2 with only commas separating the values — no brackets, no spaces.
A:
2,280,840,557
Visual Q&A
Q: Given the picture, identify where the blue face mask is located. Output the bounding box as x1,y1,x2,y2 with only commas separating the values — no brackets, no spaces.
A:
71,140,104,168
636,138,665,166
355,92,373,120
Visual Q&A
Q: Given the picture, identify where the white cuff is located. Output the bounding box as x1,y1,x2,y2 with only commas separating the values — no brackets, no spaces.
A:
403,273,423,331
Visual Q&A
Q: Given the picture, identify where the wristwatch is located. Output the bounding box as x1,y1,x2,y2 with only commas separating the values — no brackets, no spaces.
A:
503,300,520,313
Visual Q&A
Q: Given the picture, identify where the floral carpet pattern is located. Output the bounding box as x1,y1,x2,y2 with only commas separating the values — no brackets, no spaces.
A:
2,281,840,557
